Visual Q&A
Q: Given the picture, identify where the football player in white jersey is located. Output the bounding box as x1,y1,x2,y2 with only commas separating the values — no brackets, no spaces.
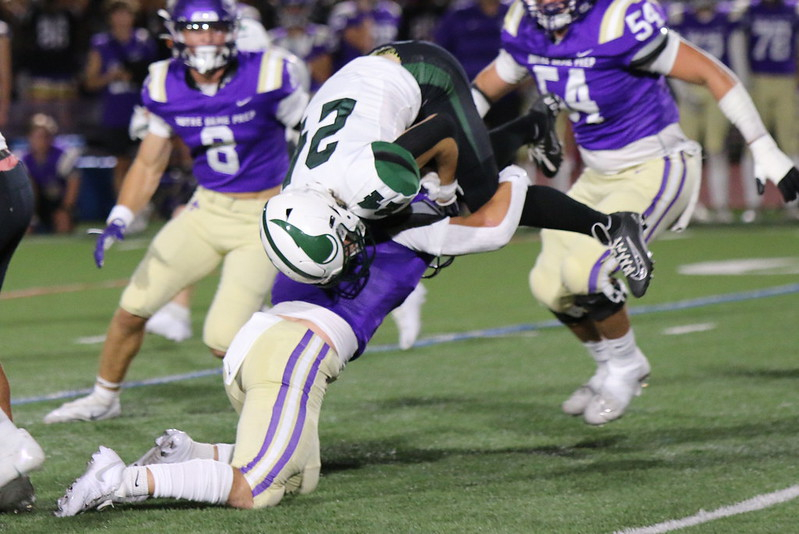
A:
472,0,799,425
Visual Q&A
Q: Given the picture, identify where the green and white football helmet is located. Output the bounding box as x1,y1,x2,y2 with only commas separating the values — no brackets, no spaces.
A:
260,188,369,287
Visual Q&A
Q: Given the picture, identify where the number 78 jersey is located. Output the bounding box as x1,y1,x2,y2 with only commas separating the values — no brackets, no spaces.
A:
283,56,423,219
501,0,679,152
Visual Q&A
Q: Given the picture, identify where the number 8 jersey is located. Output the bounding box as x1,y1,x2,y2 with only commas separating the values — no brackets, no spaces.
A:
141,49,306,194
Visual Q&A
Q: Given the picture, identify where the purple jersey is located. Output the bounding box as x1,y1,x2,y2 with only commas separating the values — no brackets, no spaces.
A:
434,0,511,79
501,0,678,151
743,0,799,75
271,239,429,358
141,51,298,193
90,29,158,128
22,145,75,190
672,3,740,66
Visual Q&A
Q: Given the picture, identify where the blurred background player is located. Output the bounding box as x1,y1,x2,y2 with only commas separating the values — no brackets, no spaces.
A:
327,0,401,72
21,113,81,234
740,0,799,222
83,0,158,194
43,0,309,424
268,0,334,94
0,133,45,512
473,0,799,426
670,0,745,223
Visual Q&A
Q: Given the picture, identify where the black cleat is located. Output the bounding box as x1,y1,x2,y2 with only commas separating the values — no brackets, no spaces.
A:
593,212,654,298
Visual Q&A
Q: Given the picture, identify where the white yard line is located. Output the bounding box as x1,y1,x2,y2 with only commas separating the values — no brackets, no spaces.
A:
614,485,799,534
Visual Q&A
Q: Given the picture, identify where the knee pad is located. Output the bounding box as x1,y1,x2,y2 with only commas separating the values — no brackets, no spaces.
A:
573,278,627,322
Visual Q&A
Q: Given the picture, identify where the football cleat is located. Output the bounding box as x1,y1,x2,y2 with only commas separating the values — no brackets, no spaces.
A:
132,429,194,466
55,446,125,517
43,392,121,424
582,349,651,426
145,302,193,342
593,212,654,298
561,362,608,416
0,428,45,489
391,283,427,350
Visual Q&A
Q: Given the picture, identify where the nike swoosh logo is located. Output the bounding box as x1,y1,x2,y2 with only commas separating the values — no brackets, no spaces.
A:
236,97,252,107
134,471,141,488
576,49,593,57
94,460,119,483
270,219,338,264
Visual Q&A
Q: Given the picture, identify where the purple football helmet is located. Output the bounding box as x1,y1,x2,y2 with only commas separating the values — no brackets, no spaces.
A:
522,0,596,32
160,0,239,74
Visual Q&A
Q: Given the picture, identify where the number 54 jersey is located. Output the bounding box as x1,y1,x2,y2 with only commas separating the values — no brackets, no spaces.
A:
283,55,423,219
501,0,678,155
141,50,305,194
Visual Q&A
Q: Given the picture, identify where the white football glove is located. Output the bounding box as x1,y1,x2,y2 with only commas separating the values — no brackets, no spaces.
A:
750,135,799,201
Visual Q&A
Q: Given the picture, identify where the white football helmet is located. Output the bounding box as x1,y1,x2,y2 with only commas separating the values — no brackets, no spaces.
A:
522,0,596,32
160,0,239,74
260,188,370,287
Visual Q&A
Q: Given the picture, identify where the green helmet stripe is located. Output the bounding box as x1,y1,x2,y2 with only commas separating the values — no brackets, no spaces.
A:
264,218,339,281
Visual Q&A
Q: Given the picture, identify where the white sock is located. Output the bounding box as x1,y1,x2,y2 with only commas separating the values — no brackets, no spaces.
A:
117,466,150,499
92,383,120,402
583,339,610,364
147,459,234,504
606,330,637,364
215,444,235,464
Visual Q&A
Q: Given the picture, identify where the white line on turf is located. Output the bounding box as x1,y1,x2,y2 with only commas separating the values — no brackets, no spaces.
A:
661,323,716,335
613,485,799,534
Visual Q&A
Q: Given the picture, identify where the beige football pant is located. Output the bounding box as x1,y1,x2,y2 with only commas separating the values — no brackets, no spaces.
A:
678,84,729,155
225,320,342,508
119,186,277,352
530,149,701,313
751,74,798,156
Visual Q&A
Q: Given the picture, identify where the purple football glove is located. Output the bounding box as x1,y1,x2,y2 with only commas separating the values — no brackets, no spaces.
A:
91,220,127,268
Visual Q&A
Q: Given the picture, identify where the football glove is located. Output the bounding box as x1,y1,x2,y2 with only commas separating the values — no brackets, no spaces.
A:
90,205,134,268
750,135,799,201
420,171,461,207
527,93,563,178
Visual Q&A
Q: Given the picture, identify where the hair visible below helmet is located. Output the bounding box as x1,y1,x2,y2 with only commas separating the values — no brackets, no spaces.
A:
260,188,372,291
522,0,596,32
160,0,239,74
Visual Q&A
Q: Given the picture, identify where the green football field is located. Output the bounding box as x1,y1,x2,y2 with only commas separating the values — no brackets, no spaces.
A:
1,219,798,533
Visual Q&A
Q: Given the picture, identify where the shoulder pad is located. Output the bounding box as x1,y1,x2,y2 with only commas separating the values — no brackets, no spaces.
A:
599,0,667,45
145,60,171,103
257,50,287,93
503,0,526,37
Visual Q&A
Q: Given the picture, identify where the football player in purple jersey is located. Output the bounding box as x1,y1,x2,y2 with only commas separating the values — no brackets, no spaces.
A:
670,0,745,223
740,0,799,221
472,0,799,425
43,0,309,424
0,134,45,512
54,165,538,514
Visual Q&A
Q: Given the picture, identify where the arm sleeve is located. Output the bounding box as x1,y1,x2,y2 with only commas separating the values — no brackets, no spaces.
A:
147,112,173,138
393,171,528,256
494,49,530,85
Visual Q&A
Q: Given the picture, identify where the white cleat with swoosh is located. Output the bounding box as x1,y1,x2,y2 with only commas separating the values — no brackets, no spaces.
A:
55,446,125,517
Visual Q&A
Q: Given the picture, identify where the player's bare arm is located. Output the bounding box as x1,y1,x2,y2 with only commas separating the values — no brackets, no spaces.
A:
117,132,173,214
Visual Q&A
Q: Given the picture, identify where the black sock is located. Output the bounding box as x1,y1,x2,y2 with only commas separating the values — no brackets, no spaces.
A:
519,185,610,237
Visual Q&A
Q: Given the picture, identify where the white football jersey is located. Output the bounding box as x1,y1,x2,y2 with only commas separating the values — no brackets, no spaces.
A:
284,56,423,219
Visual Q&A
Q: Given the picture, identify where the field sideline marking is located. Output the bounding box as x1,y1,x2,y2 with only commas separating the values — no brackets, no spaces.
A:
12,281,799,407
613,485,799,534
0,279,129,300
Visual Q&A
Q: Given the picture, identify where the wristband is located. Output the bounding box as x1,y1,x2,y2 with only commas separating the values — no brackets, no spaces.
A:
106,204,135,227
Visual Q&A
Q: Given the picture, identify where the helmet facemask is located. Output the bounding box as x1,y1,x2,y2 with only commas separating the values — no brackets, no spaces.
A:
160,0,239,74
522,0,596,32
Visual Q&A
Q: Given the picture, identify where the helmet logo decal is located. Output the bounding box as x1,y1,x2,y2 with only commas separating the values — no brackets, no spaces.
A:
270,219,339,264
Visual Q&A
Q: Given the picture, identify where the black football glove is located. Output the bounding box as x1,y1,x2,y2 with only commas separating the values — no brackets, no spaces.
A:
777,167,799,202
528,93,563,178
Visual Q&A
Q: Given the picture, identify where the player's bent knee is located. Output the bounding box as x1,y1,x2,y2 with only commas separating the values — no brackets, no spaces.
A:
227,469,255,509
528,265,562,311
573,279,627,322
